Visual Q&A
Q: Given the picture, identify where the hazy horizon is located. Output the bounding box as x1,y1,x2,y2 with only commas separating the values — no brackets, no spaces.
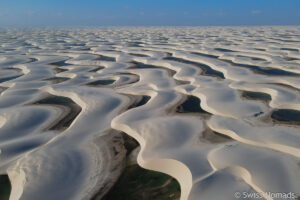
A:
1,0,300,27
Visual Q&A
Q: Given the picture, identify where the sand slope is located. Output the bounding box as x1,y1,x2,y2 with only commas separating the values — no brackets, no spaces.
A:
0,27,300,200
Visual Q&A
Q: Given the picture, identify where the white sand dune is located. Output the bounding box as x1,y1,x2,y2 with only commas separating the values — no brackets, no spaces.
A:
0,27,300,200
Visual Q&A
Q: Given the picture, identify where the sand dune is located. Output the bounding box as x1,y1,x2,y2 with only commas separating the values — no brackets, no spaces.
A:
0,27,299,200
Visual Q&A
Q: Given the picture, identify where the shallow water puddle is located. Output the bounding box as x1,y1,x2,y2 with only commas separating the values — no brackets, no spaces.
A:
95,55,116,62
130,61,160,69
43,77,70,84
241,91,272,102
32,94,82,130
0,175,11,200
165,57,225,79
50,60,72,67
222,59,300,77
176,95,209,114
88,66,105,72
215,48,237,53
0,75,23,83
271,109,300,125
87,79,115,86
128,95,151,109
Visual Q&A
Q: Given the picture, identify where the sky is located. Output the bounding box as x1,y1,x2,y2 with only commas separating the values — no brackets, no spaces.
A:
0,0,300,27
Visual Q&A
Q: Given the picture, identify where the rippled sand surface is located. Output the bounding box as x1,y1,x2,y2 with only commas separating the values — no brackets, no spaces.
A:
0,27,300,200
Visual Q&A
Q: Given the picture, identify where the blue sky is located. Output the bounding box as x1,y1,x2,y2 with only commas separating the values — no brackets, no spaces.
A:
0,0,300,27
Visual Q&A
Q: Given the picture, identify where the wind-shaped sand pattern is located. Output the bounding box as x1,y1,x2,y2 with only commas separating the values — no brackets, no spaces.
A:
0,27,300,200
